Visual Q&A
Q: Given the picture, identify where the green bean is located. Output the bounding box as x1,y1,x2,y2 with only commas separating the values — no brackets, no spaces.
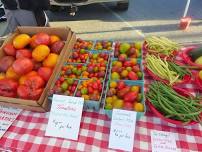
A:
147,81,202,123
145,36,180,56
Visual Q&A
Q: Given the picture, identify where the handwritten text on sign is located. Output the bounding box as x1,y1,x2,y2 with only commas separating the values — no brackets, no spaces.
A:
0,105,22,138
45,95,84,140
109,109,137,152
151,130,178,152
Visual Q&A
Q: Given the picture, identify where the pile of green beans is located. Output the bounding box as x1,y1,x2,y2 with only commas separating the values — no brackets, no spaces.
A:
146,81,202,125
145,36,180,56
145,54,190,85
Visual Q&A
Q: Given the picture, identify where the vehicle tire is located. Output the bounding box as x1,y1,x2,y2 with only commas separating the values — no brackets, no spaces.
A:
50,5,61,12
116,0,129,11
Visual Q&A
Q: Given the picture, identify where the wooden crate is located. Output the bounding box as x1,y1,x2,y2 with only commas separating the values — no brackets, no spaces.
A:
0,26,75,112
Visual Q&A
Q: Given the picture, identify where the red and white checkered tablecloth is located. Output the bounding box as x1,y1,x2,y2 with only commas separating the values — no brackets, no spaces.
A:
0,52,202,152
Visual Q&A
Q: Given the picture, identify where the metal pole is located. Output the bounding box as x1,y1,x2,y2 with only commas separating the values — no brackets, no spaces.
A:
183,0,191,17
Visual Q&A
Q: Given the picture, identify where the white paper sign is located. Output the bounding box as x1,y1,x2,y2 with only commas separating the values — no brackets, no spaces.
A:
0,105,22,138
108,109,137,152
151,130,178,152
45,94,84,140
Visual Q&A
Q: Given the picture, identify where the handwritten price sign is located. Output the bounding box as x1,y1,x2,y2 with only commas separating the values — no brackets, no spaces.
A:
151,130,178,152
45,95,84,140
0,106,22,138
109,109,137,152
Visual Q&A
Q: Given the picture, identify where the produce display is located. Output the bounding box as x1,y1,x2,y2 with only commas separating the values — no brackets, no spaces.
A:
67,49,89,63
105,81,144,112
146,81,202,124
75,79,103,101
0,32,64,100
94,40,112,51
111,58,143,81
144,36,180,56
114,42,142,58
145,54,191,85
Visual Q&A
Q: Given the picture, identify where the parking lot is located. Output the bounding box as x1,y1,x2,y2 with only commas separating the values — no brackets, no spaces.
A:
1,0,202,44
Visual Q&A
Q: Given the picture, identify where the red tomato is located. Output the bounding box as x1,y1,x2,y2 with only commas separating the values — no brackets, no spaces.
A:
17,85,29,99
50,41,64,54
12,58,34,75
128,71,138,80
117,81,126,90
34,33,50,46
38,67,53,82
123,102,133,110
17,85,43,100
24,75,45,89
32,59,42,71
0,78,18,97
3,44,16,56
16,49,32,59
123,91,138,103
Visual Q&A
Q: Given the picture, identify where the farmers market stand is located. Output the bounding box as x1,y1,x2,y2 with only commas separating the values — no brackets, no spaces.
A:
0,27,201,152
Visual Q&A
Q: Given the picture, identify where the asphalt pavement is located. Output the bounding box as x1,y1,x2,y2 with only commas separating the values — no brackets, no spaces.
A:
1,0,202,44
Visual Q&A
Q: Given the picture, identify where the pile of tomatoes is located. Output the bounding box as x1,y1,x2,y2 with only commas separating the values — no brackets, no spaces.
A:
0,32,64,100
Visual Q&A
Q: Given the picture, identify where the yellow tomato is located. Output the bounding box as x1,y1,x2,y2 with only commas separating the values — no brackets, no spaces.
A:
13,34,31,49
32,45,50,62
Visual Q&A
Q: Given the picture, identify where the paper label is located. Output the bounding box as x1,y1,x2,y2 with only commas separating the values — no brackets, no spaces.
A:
45,95,84,140
0,105,22,138
109,109,137,152
151,130,178,152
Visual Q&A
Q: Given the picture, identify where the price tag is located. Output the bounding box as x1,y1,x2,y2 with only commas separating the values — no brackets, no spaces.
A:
151,130,178,152
108,109,137,152
45,94,84,140
0,105,22,138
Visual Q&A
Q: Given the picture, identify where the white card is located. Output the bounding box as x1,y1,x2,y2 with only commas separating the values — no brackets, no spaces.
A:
45,94,84,140
109,109,137,152
151,130,178,152
0,105,22,138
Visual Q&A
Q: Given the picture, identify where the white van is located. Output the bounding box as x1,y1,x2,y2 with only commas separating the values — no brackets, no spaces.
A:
50,0,129,12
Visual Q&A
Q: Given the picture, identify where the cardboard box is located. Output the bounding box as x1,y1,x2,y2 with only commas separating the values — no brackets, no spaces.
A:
0,26,76,112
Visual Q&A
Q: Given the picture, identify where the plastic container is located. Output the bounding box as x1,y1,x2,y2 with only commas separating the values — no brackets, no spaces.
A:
81,52,110,81
73,39,95,51
114,41,142,59
75,79,105,111
66,49,89,64
104,80,145,119
93,40,114,52
147,87,198,126
109,58,144,82
48,79,79,101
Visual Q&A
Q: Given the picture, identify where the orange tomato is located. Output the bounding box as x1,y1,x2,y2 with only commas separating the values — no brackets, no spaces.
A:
134,102,144,112
19,75,27,85
50,35,61,44
82,71,89,76
32,45,50,62
26,71,38,77
6,67,20,80
13,34,31,49
43,53,58,68
19,71,38,85
0,73,6,80
30,35,37,48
